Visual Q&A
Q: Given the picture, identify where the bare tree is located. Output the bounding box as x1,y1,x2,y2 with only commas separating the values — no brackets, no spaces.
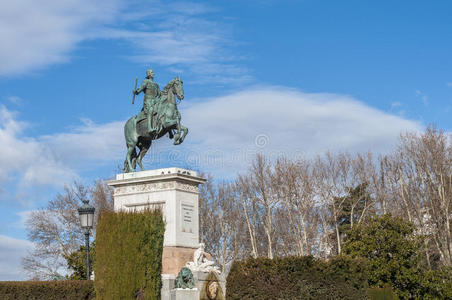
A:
236,174,260,259
199,175,247,273
382,127,452,267
22,181,113,280
273,157,317,256
249,154,279,259
199,128,452,270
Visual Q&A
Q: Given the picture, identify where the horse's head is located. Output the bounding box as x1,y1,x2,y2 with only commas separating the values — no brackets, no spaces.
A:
163,76,184,102
173,76,184,100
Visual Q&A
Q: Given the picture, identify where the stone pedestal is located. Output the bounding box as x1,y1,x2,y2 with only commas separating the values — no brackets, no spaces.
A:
161,274,175,300
108,168,226,299
171,288,199,300
107,167,206,277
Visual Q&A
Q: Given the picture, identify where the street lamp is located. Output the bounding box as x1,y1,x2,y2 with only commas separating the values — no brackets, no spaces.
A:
78,199,95,280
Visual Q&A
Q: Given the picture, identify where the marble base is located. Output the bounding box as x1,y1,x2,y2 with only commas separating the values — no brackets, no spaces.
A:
107,167,206,249
171,288,199,300
161,271,226,300
161,274,175,300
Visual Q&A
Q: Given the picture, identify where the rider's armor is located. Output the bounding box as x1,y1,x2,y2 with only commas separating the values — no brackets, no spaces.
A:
136,79,161,134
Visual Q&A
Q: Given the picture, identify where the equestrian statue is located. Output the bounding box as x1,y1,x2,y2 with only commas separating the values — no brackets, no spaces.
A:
123,68,188,173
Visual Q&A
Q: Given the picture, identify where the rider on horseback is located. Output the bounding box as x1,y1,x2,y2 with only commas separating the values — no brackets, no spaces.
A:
134,68,162,135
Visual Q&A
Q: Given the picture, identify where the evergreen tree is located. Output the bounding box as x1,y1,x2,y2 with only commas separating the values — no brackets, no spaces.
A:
63,243,95,280
343,215,423,299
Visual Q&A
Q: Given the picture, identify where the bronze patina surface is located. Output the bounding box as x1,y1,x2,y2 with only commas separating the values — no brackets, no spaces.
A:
123,69,188,173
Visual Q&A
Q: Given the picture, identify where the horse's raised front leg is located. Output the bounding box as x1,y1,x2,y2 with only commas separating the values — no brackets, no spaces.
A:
173,121,188,145
176,124,188,145
173,127,180,144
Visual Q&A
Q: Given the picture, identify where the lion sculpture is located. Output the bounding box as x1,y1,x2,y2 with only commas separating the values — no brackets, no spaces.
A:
175,267,195,289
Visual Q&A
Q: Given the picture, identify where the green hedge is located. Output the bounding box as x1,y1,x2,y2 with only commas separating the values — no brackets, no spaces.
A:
95,210,165,300
226,255,369,299
368,287,396,300
0,280,94,300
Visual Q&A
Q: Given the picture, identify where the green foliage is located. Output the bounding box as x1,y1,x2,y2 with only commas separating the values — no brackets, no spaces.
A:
64,243,95,280
419,267,452,299
334,183,372,234
0,280,94,300
342,214,424,299
226,255,369,299
95,210,165,300
368,287,396,300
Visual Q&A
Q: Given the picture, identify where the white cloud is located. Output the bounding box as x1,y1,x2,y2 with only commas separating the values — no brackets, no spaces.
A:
14,211,34,229
0,235,33,280
167,88,423,177
0,0,249,84
446,82,452,87
101,2,249,84
0,88,424,198
0,106,124,203
39,119,124,166
0,0,123,76
0,106,77,190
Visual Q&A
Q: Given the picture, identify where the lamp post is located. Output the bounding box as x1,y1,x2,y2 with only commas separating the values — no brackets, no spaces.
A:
78,199,95,280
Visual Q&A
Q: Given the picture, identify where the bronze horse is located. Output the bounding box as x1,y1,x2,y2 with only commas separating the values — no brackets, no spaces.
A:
123,77,188,172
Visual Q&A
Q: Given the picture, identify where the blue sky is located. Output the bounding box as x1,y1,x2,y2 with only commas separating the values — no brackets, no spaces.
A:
0,0,451,279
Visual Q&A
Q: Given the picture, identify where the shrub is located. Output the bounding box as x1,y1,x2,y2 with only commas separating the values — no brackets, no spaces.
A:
226,255,369,299
343,214,452,299
368,287,396,300
343,215,425,299
0,280,94,300
95,210,165,300
64,243,95,280
419,267,452,300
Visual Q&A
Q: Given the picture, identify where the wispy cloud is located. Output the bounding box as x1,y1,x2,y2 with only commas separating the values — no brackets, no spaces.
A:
0,106,124,203
144,87,423,178
415,90,429,106
0,0,250,84
391,101,402,109
0,87,424,198
447,82,452,87
0,235,33,280
39,118,124,166
6,96,23,104
101,2,249,85
0,0,123,76
0,106,78,203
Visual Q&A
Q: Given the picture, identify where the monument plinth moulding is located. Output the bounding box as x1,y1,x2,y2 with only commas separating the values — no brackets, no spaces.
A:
107,167,205,275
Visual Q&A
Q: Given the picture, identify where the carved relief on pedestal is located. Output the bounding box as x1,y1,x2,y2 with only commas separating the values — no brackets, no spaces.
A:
175,182,199,193
114,181,198,196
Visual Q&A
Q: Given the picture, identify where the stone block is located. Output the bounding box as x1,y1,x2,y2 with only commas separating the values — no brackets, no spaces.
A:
107,168,205,249
162,246,196,276
170,288,199,300
161,274,175,300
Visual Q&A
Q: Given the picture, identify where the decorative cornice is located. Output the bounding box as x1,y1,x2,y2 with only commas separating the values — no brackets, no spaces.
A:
113,180,199,196
107,172,206,187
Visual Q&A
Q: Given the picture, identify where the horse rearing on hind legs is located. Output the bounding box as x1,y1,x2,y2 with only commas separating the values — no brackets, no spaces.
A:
123,76,188,173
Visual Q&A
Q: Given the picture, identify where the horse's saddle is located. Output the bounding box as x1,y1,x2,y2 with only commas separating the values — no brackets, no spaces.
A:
135,112,162,137
136,117,149,136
